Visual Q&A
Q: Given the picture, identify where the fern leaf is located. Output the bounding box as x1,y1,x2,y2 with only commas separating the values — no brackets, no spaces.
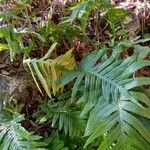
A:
40,100,84,137
24,47,75,97
59,44,150,149
0,121,47,150
84,97,150,150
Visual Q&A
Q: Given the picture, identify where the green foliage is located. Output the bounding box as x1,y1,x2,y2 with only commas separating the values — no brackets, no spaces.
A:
0,108,47,150
106,8,128,27
106,8,129,38
0,25,23,60
45,131,90,150
45,132,69,150
64,0,126,33
38,91,84,137
0,121,47,150
0,0,150,149
39,21,82,43
64,0,95,31
0,25,44,60
59,43,150,149
0,43,9,51
40,101,83,137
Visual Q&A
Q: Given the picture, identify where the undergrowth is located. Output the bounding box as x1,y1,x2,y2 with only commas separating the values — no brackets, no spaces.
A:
0,0,150,150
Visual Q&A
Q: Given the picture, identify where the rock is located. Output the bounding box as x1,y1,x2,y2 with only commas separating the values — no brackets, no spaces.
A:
0,73,34,106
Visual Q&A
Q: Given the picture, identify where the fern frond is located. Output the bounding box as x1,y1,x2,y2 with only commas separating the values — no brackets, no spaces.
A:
0,120,47,150
84,95,150,150
59,43,150,149
24,45,75,97
40,100,84,137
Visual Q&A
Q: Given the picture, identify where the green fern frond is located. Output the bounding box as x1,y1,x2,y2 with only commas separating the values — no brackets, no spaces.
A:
84,95,150,150
24,44,76,97
59,43,150,149
40,99,84,137
0,120,47,150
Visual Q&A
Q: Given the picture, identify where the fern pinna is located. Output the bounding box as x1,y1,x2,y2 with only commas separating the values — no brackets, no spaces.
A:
59,43,150,150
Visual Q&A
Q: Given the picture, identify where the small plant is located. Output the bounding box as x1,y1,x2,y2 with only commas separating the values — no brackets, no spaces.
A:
0,25,45,60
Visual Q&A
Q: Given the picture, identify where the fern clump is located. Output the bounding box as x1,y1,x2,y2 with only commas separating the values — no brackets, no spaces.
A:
0,121,47,150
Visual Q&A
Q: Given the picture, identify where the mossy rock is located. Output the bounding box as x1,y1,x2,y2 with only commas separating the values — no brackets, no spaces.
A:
0,73,34,106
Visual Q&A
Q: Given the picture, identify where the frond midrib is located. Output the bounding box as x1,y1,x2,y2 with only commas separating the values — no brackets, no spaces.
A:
82,69,129,96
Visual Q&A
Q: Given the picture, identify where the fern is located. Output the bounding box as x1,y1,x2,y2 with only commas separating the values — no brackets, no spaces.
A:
0,99,47,150
0,109,47,150
59,43,150,149
23,43,76,98
39,93,84,137
45,131,69,150
106,8,129,33
0,121,47,150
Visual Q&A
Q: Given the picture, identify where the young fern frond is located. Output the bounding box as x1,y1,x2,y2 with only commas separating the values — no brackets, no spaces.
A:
24,44,75,98
59,43,150,149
